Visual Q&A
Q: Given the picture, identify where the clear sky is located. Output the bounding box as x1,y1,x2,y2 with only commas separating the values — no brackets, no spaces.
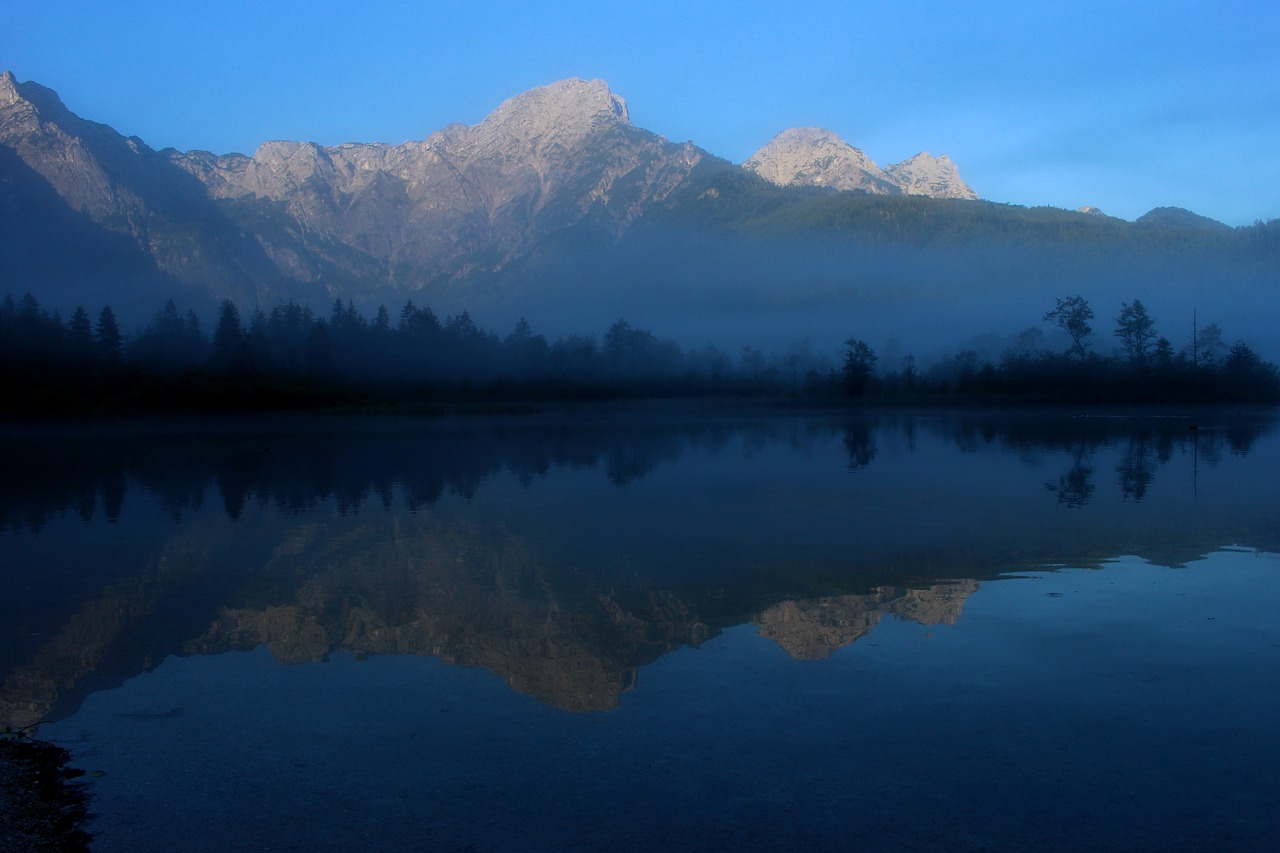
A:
4,0,1278,225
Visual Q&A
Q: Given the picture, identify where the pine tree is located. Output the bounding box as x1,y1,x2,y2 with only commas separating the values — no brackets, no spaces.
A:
211,299,245,371
95,306,123,362
68,306,94,359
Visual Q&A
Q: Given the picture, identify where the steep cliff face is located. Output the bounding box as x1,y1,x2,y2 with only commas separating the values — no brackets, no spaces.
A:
743,126,978,200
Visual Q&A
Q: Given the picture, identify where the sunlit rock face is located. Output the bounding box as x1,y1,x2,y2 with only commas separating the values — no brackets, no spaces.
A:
0,71,176,225
882,152,978,200
742,127,902,195
1,72,714,304
743,126,977,200
755,581,979,660
169,78,710,286
5,66,982,311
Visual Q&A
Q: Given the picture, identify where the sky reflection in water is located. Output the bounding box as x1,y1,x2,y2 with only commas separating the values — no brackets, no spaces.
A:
3,407,1278,851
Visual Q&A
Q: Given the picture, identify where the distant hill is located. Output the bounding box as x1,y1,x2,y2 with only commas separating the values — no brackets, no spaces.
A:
1136,206,1232,231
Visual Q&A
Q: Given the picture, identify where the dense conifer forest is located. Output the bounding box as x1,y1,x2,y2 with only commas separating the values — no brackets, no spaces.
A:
1,291,1276,416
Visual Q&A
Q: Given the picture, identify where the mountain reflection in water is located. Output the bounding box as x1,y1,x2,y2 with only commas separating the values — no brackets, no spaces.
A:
3,407,1279,850
2,407,1277,732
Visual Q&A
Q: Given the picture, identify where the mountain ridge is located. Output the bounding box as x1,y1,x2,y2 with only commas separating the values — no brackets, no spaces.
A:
0,70,292,310
3,69,1273,355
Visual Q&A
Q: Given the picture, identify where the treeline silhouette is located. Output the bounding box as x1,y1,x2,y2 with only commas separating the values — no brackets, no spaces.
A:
3,290,1278,415
841,296,1280,403
0,293,836,414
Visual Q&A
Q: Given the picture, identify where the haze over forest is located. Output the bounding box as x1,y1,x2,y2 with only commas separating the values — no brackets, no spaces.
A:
2,69,1278,371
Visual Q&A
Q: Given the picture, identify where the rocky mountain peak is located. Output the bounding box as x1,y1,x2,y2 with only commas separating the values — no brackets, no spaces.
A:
743,127,900,195
0,70,136,154
152,75,706,291
234,140,342,197
0,72,73,125
744,127,978,201
0,70,20,107
469,78,631,153
0,72,48,136
882,152,977,200
773,126,841,145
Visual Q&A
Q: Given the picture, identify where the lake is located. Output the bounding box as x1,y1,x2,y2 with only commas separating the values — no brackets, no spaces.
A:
4,405,1279,851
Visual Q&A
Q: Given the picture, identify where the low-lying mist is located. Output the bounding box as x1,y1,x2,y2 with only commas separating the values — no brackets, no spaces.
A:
450,223,1279,370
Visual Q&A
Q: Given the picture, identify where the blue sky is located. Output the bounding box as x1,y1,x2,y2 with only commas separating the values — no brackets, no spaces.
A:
5,0,1278,225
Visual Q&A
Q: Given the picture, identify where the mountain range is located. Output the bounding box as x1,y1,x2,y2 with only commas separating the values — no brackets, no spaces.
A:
2,70,1277,352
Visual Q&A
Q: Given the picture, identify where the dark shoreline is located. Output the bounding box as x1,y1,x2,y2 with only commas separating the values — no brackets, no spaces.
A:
0,733,92,851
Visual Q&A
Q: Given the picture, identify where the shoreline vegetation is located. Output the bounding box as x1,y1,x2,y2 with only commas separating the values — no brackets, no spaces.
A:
2,292,1277,418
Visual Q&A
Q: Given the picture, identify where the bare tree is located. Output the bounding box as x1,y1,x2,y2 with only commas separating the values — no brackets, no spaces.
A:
1043,295,1094,360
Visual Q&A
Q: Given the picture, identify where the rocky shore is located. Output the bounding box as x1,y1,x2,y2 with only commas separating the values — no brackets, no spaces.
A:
0,733,92,851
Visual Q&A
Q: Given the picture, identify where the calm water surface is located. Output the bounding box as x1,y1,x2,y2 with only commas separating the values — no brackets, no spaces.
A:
3,406,1279,851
